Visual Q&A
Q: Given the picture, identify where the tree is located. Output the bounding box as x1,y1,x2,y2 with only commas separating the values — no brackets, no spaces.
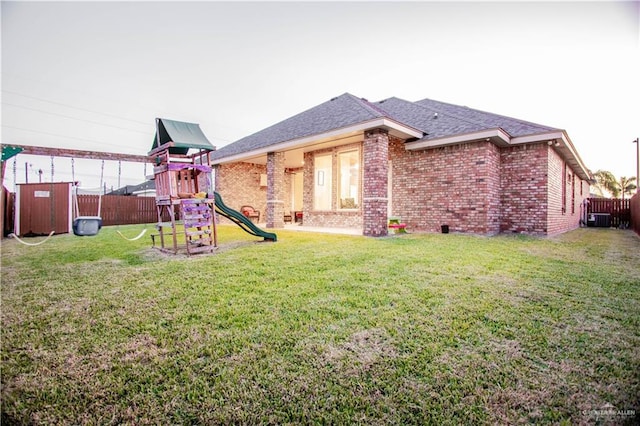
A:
619,176,637,200
592,170,637,199
593,170,620,198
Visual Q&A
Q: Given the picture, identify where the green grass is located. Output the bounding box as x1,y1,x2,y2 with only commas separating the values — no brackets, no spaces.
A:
2,226,639,425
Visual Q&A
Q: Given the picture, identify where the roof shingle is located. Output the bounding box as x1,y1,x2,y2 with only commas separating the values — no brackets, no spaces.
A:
210,93,560,161
415,98,558,138
210,93,386,160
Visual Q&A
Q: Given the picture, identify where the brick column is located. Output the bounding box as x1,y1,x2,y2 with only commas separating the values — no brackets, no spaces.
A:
266,152,285,228
363,128,389,237
212,165,220,192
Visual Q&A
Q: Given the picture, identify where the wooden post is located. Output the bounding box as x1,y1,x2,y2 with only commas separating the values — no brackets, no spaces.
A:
634,138,639,195
0,161,5,238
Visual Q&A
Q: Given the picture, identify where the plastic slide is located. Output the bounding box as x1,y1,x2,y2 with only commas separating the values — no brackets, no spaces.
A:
213,192,277,242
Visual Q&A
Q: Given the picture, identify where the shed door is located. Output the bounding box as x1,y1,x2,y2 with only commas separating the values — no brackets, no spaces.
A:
17,183,70,236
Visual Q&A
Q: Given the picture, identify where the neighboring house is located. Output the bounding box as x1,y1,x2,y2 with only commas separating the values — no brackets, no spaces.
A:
108,180,156,197
210,93,591,236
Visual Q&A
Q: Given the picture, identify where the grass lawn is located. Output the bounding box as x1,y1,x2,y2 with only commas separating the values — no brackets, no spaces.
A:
1,225,639,425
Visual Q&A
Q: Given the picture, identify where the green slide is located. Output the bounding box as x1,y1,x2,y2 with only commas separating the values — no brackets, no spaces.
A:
213,192,277,242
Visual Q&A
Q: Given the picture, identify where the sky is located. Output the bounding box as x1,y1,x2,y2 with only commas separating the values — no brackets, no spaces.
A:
2,1,639,191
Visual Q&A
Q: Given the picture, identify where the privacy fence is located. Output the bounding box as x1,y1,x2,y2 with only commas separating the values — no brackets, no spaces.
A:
76,195,168,226
586,197,631,229
3,192,172,237
631,193,640,236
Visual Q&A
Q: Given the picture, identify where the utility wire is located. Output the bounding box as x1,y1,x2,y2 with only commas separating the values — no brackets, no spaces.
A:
1,125,145,151
1,89,150,126
2,88,237,144
2,89,233,146
2,102,150,134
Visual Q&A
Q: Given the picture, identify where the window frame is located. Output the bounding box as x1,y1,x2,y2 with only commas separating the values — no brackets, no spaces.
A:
337,148,361,211
313,153,333,211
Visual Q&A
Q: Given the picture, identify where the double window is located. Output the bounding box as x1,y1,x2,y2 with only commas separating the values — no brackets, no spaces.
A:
313,148,360,210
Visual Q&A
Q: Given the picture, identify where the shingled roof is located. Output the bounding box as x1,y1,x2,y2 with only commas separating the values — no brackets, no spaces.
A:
210,93,391,160
210,92,564,163
414,98,559,138
373,97,488,139
210,92,590,180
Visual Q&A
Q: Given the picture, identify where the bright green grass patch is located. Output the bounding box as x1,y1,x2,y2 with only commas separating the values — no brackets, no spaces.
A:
2,226,639,425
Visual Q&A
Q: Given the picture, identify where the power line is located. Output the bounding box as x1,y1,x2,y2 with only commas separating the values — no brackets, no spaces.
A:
2,88,237,144
1,89,150,126
2,89,233,146
2,102,150,134
1,125,145,151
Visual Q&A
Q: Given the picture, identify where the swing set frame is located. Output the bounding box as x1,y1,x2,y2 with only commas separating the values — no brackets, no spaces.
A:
1,144,152,239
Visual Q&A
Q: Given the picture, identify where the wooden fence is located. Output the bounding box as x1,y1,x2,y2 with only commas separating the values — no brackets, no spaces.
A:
630,193,640,236
2,187,13,237
3,192,176,237
77,195,170,226
587,197,631,228
2,192,172,237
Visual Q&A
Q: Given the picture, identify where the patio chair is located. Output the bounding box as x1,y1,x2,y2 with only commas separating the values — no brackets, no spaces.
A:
240,205,260,223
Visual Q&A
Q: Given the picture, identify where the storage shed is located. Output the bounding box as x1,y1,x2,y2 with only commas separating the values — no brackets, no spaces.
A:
14,182,73,236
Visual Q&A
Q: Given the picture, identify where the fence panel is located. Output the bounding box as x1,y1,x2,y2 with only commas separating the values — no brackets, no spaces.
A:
631,193,640,236
2,188,14,237
77,195,168,226
587,197,631,228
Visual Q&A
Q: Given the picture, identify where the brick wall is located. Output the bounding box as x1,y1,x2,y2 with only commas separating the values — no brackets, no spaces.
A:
363,129,389,236
545,147,589,235
390,138,501,234
215,138,589,236
500,143,548,234
266,152,285,228
215,162,291,225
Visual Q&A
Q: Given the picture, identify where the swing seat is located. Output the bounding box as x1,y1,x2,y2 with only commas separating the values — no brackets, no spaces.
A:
73,216,103,236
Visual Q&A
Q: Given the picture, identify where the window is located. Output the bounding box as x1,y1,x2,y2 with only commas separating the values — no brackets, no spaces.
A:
338,150,360,209
313,154,332,210
561,162,567,214
571,173,575,214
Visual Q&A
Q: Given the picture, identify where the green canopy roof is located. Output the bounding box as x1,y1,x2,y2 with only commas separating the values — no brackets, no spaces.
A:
1,145,24,162
151,118,215,155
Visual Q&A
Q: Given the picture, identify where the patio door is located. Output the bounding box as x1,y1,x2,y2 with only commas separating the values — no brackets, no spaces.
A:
291,172,303,212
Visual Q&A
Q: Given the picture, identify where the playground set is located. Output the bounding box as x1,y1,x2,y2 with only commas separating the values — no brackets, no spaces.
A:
1,118,277,254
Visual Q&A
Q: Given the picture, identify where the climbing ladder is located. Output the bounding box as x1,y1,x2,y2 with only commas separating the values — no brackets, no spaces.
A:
180,199,216,255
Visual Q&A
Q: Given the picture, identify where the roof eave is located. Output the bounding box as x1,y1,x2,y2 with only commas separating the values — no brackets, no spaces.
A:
512,130,591,180
406,129,592,181
404,128,511,150
211,118,422,165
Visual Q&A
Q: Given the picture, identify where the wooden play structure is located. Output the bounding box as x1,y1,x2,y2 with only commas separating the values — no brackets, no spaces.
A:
2,118,276,248
150,118,217,255
1,144,148,239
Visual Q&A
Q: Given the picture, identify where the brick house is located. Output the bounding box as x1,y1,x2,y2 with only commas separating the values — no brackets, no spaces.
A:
210,93,591,236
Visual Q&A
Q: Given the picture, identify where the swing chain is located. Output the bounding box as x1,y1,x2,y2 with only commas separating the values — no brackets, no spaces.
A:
97,160,105,217
50,156,55,230
71,158,80,218
12,158,17,193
